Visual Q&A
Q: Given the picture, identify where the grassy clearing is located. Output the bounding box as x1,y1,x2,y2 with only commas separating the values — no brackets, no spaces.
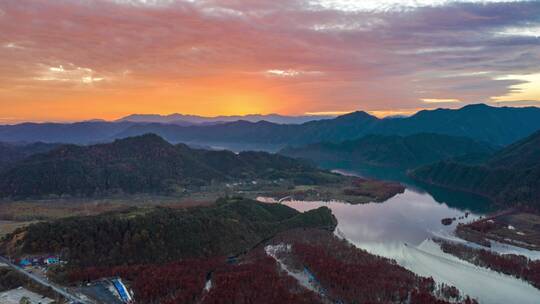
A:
0,195,217,222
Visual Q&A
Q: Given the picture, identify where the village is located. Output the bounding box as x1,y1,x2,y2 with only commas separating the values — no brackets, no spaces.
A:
0,254,134,304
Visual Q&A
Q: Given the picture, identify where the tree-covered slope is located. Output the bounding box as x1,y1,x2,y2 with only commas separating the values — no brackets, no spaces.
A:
376,104,540,146
280,133,495,169
0,134,338,198
0,142,61,172
3,198,337,267
410,130,540,209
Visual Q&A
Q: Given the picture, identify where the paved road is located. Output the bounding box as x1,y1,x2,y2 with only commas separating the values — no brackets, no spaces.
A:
0,255,91,304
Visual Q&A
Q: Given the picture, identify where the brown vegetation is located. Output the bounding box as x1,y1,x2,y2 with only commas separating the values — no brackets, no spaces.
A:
64,229,478,304
456,211,540,250
265,177,404,204
436,239,540,289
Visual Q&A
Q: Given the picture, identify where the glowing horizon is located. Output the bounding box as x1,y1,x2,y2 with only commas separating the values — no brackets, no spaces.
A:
1,0,539,124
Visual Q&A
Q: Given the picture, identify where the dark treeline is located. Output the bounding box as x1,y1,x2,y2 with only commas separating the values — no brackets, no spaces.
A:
280,133,495,170
0,134,340,199
5,198,337,267
0,141,60,172
411,130,540,209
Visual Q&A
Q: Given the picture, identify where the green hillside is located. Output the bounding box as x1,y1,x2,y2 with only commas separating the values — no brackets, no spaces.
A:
280,133,494,169
0,142,60,172
3,197,337,267
410,131,540,209
0,134,339,199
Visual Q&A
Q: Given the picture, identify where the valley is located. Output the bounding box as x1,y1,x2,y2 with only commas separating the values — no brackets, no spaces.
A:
4,1,540,302
1,104,540,304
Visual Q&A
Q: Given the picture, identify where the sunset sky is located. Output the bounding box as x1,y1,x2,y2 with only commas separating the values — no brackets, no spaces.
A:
1,0,540,123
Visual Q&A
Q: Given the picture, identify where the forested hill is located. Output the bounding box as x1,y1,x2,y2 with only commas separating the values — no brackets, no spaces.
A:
0,134,338,199
2,104,540,148
3,198,337,266
410,130,540,209
280,133,495,169
0,142,61,172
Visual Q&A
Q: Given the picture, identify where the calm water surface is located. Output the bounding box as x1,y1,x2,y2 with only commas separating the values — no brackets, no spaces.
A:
272,186,540,304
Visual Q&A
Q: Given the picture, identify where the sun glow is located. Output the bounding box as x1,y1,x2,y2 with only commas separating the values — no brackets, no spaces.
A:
492,74,540,104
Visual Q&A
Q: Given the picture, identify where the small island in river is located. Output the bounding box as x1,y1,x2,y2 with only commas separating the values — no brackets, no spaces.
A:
455,210,540,250
260,177,405,204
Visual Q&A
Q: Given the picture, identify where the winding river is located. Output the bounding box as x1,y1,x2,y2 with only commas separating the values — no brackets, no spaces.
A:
261,187,540,304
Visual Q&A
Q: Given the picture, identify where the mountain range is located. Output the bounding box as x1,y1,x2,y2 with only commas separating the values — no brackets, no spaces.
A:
1,104,539,150
0,134,338,199
410,130,540,209
117,113,334,125
280,133,495,170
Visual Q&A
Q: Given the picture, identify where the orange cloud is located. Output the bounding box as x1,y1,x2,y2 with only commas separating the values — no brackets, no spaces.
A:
1,0,539,123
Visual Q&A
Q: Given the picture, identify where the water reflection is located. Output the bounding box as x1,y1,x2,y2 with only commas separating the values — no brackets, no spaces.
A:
278,188,540,304
283,189,475,247
331,165,494,213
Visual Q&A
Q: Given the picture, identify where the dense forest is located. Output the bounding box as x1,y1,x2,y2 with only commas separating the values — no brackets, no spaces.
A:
0,142,60,172
280,133,494,169
0,134,340,199
410,130,540,209
3,198,336,267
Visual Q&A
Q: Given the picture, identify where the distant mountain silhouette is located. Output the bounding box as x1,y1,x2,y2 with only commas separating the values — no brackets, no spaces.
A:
115,104,540,147
114,111,381,146
410,130,540,209
0,134,337,198
1,104,540,148
373,104,540,146
280,133,495,169
0,121,135,144
118,113,334,125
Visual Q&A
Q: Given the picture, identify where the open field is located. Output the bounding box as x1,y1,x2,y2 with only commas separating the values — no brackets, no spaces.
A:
0,195,216,222
0,287,55,304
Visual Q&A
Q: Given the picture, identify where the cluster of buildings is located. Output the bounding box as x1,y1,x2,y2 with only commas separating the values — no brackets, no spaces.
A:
16,256,60,268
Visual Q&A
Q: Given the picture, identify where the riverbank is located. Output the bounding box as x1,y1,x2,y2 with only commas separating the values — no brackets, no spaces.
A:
455,210,540,251
274,188,540,304
259,177,405,204
65,228,477,304
434,238,540,290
